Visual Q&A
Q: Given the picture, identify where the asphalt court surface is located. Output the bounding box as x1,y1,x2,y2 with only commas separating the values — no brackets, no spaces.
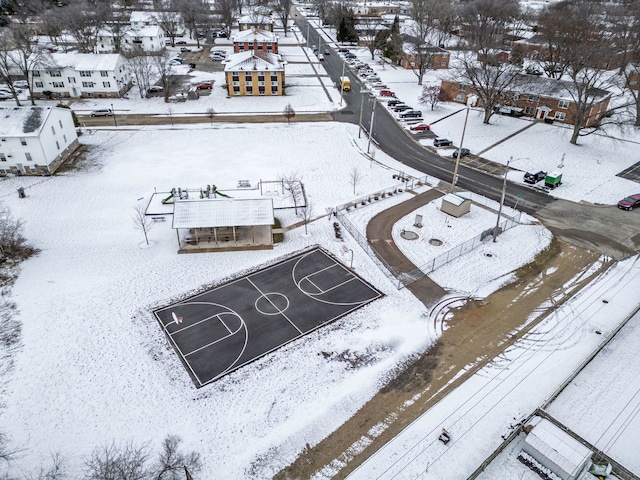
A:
154,247,382,387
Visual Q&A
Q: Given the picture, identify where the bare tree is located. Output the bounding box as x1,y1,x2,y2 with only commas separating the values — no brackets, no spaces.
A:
1,23,50,105
206,107,216,125
151,51,178,102
349,167,362,195
133,204,154,246
278,172,304,215
273,0,292,36
154,10,182,48
59,0,111,53
84,441,151,480
300,201,314,235
358,17,389,60
0,205,36,259
418,84,442,110
215,0,237,39
283,103,295,124
25,452,68,480
175,0,210,45
126,52,156,99
151,435,202,480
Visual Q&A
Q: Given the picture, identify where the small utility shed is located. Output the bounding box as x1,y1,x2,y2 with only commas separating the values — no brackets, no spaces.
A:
172,198,274,253
440,193,471,217
522,418,592,480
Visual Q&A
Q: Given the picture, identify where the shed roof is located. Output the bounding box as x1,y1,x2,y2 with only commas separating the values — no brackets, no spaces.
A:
524,418,592,477
172,198,274,229
223,51,285,72
442,193,469,206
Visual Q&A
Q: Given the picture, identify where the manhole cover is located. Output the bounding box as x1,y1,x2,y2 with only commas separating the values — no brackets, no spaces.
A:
401,230,419,240
429,238,443,246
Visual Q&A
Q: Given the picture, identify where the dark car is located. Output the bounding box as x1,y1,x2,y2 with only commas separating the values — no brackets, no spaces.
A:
433,138,453,147
617,193,640,210
196,81,213,89
452,148,470,158
524,171,547,184
400,110,422,118
324,48,330,55
393,105,412,112
176,40,187,45
387,99,403,107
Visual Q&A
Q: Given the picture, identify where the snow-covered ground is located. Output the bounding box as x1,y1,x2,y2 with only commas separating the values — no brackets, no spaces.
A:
0,16,639,480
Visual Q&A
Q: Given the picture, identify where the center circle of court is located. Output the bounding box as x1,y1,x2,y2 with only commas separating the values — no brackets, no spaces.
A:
255,292,290,315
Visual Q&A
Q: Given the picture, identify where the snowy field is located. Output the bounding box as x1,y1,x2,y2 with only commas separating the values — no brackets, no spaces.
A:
0,15,639,479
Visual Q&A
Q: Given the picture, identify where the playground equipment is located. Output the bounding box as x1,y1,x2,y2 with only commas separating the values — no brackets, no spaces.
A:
200,184,230,199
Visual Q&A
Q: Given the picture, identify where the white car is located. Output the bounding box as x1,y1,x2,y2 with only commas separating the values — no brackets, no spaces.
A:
168,93,188,102
0,91,12,100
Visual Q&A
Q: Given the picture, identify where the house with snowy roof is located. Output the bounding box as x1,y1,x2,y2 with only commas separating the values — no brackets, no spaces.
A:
96,25,165,54
232,28,279,54
440,74,612,126
224,51,286,96
0,106,79,176
238,14,274,32
29,53,131,99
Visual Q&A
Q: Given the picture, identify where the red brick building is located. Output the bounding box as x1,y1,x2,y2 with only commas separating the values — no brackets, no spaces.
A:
232,28,279,54
441,75,611,126
399,45,450,70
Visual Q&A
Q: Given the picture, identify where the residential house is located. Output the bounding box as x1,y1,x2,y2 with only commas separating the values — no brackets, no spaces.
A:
223,51,286,96
440,75,612,126
511,34,631,71
232,28,279,54
352,2,400,16
96,25,165,54
399,45,450,70
0,106,79,176
238,15,274,32
625,64,640,90
29,53,131,99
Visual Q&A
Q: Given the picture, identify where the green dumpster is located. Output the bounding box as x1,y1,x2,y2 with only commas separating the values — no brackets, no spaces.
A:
545,171,563,188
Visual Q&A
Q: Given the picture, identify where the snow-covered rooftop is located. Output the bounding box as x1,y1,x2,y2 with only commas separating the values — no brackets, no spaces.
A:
233,27,278,43
524,417,592,477
39,53,123,71
172,198,274,229
223,51,285,71
0,106,52,137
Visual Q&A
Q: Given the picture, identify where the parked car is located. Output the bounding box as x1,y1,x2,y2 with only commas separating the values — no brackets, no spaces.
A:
393,105,412,112
451,148,471,158
344,52,356,59
196,81,213,89
180,47,192,53
379,90,395,97
524,171,546,184
169,58,183,65
410,123,431,131
211,54,225,61
400,110,422,118
365,76,381,83
318,54,325,61
188,62,197,69
0,91,11,100
387,99,403,107
13,80,28,89
338,48,350,53
433,138,453,147
148,85,163,92
168,93,188,102
90,108,113,117
176,40,187,45
617,193,640,210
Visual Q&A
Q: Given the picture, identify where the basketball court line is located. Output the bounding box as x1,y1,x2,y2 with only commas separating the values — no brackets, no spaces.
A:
247,277,303,335
153,247,382,387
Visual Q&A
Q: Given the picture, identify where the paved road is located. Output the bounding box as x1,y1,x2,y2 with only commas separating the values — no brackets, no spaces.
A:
295,15,640,260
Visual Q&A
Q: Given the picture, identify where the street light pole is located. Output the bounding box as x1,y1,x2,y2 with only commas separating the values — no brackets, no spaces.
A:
306,22,310,49
339,62,345,106
358,87,368,138
451,94,477,193
111,103,117,128
367,98,377,154
493,156,511,242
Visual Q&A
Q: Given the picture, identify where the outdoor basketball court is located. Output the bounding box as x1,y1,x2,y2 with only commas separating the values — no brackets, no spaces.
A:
153,247,382,387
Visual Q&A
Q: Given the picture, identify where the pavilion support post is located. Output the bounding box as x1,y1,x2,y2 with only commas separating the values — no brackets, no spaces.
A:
176,228,180,247
233,226,237,243
195,229,199,244
214,227,218,245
